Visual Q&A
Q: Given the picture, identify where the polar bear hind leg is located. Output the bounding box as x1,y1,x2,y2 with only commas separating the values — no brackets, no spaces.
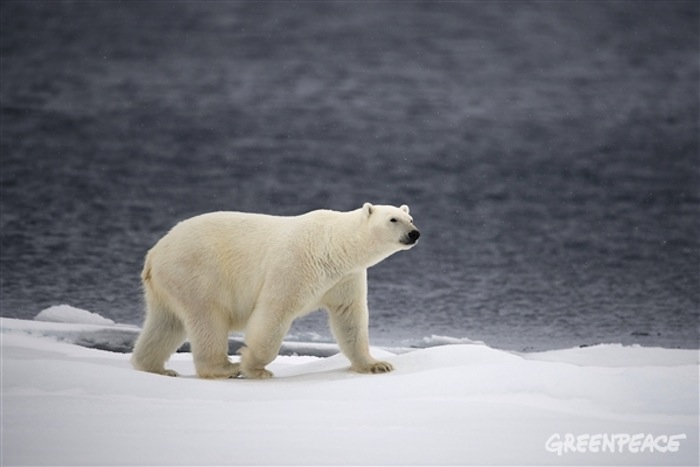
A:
131,295,186,377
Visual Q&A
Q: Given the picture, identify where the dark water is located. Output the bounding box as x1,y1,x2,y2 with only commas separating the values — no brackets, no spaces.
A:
1,1,698,351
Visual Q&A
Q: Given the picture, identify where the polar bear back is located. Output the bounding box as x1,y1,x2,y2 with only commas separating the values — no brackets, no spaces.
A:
144,210,347,327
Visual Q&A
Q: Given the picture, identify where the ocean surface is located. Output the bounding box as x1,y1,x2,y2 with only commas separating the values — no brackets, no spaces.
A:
1,1,698,351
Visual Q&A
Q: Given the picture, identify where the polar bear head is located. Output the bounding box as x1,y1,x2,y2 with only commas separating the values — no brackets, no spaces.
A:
362,203,420,253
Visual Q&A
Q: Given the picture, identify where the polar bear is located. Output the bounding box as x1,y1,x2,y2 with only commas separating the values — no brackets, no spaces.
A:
131,203,419,379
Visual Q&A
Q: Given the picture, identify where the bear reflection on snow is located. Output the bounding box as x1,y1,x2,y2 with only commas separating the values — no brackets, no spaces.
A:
131,203,420,379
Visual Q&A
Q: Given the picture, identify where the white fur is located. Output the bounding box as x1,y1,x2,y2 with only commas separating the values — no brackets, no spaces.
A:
131,203,419,379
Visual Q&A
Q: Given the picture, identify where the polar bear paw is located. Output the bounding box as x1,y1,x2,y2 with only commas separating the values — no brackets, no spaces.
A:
354,361,394,374
196,361,241,379
241,367,274,379
132,363,179,377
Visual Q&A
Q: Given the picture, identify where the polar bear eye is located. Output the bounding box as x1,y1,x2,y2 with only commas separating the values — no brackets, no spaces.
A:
390,218,397,223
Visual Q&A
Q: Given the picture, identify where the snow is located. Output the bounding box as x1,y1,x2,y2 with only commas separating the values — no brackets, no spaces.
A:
34,304,116,326
1,311,698,466
421,334,486,347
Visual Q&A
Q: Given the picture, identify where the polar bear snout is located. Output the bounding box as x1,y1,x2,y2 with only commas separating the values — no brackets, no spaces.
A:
403,229,421,245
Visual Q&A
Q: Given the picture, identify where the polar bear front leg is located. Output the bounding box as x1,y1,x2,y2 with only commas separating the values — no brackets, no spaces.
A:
328,303,394,374
240,306,294,379
325,274,394,374
186,312,241,379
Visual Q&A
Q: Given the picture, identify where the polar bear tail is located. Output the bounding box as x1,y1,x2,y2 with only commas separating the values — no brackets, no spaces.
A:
141,251,153,284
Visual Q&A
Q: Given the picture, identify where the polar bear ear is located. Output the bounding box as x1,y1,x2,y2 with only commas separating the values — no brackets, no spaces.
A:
363,202,374,217
400,204,410,214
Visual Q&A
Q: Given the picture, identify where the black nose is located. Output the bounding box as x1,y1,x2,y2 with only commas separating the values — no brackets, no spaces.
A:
408,230,420,242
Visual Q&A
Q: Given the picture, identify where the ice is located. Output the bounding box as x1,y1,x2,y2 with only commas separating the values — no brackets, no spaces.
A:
1,315,697,466
421,334,486,347
34,304,116,326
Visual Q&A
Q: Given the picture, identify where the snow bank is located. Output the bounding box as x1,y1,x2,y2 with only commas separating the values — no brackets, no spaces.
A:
1,316,698,466
421,334,486,347
34,304,115,326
